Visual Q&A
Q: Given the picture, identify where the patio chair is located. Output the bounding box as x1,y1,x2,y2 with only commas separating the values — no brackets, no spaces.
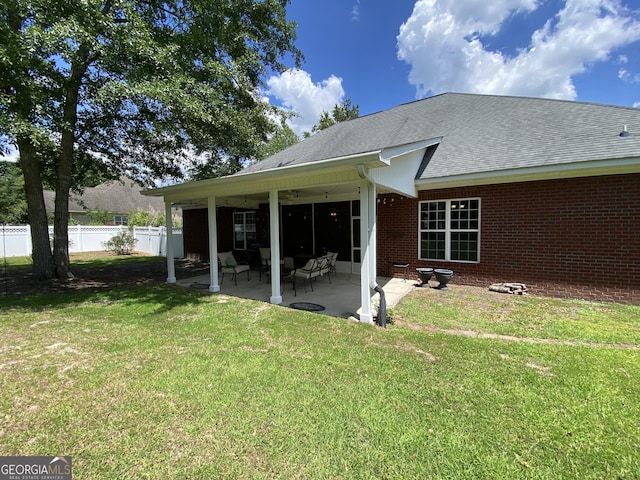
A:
259,247,286,282
218,251,250,286
259,247,271,267
326,252,338,279
292,257,322,293
317,255,332,283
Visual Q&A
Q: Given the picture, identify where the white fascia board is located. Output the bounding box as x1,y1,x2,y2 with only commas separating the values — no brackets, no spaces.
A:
379,138,441,163
372,138,442,197
143,150,385,202
415,156,640,190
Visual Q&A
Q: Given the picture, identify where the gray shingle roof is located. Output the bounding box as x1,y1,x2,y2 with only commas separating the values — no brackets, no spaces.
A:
244,93,640,180
44,177,165,214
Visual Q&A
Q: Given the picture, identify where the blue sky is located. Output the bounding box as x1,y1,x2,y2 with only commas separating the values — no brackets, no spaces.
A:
265,0,640,136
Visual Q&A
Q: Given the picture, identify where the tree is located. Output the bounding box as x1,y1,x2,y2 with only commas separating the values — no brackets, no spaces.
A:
256,122,299,160
0,161,28,224
304,98,360,137
0,0,302,280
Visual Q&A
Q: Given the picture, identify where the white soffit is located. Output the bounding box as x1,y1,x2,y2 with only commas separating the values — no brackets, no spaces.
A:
371,138,441,198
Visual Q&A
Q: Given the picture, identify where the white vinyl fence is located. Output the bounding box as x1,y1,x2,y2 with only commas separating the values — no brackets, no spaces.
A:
0,225,183,258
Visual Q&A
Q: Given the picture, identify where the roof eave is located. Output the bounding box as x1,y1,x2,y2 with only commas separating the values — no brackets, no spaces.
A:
143,150,386,201
415,157,640,190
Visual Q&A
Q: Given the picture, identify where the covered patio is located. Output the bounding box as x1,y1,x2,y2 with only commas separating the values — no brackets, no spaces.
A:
175,270,415,320
144,138,436,323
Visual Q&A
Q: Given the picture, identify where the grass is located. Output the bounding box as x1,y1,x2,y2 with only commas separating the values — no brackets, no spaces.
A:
2,251,161,268
1,257,639,479
395,287,640,345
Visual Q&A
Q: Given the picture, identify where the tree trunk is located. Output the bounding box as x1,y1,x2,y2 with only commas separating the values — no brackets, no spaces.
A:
53,49,89,280
19,140,55,280
53,130,76,279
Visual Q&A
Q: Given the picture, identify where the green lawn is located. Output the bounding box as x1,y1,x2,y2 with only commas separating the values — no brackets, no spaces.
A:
1,258,639,479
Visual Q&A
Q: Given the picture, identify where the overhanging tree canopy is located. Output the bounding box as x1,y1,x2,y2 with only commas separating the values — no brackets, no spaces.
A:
0,0,302,280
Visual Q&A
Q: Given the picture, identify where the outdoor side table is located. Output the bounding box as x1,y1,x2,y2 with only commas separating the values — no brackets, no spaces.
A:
391,263,410,282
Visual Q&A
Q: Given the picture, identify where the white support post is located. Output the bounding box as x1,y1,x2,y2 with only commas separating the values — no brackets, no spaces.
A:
165,201,176,283
359,180,373,324
269,190,282,304
208,196,220,292
368,180,377,284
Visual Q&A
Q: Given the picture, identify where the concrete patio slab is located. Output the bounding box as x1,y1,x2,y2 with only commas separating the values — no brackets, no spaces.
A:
175,270,415,321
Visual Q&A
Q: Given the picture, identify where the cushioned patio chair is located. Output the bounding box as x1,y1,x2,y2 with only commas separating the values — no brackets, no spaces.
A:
292,257,321,293
218,251,250,286
316,255,332,283
323,252,338,281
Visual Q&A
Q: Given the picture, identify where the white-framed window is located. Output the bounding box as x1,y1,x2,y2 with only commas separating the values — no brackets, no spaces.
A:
233,211,256,250
419,198,480,262
114,215,128,226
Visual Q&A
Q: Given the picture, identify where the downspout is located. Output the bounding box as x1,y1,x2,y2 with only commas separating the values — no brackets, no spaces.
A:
357,164,387,327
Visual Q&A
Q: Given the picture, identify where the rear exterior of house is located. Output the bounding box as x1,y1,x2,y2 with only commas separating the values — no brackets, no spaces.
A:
377,174,640,304
147,93,640,309
180,173,639,304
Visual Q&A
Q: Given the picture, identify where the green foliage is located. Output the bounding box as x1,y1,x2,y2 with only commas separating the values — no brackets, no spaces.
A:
1,0,303,180
0,161,28,224
86,210,114,226
304,98,360,138
128,208,166,227
256,122,300,160
0,0,303,277
102,230,138,255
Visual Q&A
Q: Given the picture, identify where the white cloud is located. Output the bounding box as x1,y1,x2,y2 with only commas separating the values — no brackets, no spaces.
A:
397,0,640,100
618,67,640,83
352,0,361,22
266,69,345,136
634,101,640,108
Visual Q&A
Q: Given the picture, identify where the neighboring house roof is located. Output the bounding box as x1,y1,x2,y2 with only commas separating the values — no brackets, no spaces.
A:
44,177,166,214
244,92,640,182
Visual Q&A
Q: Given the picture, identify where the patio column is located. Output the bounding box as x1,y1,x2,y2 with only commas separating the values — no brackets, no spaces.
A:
359,180,374,324
368,180,377,284
165,201,176,283
207,196,220,292
269,190,282,304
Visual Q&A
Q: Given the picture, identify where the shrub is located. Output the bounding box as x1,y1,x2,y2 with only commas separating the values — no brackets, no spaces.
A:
102,230,138,255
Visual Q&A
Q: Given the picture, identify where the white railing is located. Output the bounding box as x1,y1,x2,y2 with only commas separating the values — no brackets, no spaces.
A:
0,225,183,258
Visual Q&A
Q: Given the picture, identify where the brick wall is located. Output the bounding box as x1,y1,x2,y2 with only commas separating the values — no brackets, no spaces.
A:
183,205,270,262
183,207,235,261
377,173,640,304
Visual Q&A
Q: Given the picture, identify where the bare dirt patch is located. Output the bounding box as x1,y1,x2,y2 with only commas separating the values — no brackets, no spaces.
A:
1,253,210,296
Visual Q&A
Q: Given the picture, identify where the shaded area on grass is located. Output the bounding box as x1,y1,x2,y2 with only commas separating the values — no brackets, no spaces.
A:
0,252,208,296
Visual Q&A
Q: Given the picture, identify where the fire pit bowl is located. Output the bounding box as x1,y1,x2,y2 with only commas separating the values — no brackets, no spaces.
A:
416,268,434,287
434,269,454,290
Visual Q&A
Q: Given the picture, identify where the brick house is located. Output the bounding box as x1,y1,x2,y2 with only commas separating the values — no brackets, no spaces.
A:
146,93,640,318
